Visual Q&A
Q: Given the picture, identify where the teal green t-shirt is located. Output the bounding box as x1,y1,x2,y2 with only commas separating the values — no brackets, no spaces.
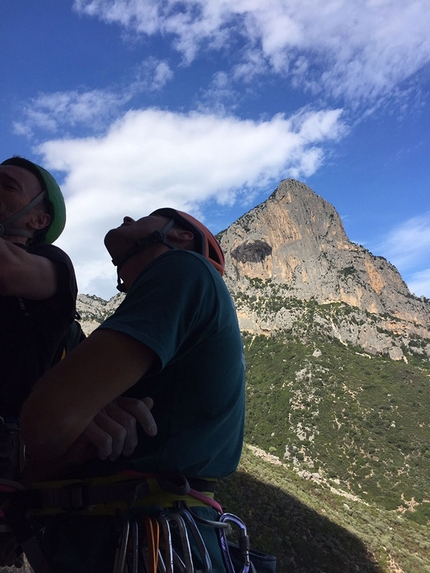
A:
98,249,245,478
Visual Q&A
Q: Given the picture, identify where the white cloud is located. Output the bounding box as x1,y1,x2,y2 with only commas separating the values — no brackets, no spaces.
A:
407,269,430,298
376,212,430,271
232,50,269,83
151,61,174,90
135,57,174,91
73,0,430,103
39,106,344,298
12,58,173,136
13,90,127,137
197,71,240,114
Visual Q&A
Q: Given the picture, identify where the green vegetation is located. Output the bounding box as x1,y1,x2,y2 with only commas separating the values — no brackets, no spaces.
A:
339,265,359,278
220,328,430,570
235,291,381,326
218,447,430,573
242,332,430,525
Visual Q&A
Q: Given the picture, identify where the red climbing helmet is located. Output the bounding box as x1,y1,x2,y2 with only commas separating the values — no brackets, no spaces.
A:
150,208,225,276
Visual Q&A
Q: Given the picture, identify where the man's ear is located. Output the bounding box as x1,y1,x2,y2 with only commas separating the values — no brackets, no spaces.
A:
27,211,51,232
166,228,194,247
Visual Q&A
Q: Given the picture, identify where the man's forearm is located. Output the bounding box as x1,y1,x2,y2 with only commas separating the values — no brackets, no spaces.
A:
21,330,157,461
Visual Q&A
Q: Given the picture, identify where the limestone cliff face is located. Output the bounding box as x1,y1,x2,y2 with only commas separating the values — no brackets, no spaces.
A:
218,179,430,359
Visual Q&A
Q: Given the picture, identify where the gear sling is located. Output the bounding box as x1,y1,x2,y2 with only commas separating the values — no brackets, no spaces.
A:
0,472,276,573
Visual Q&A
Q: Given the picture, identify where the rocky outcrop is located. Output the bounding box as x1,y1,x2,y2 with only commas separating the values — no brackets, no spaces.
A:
77,293,124,336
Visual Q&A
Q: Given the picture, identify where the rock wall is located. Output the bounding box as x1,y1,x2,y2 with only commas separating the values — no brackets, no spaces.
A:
218,179,430,358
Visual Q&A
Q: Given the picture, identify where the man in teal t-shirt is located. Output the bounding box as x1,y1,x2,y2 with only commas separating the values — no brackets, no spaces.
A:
98,248,245,478
21,208,245,573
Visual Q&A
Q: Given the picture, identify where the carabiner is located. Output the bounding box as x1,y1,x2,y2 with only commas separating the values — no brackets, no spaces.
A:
130,519,139,573
176,508,212,573
157,548,167,573
158,515,174,573
166,512,194,573
113,518,130,573
144,516,160,573
218,513,251,573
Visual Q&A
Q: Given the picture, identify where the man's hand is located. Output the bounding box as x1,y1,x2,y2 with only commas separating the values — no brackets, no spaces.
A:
21,398,157,483
74,397,157,462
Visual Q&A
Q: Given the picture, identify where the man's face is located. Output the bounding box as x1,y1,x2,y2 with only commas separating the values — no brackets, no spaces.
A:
0,164,42,223
104,214,171,260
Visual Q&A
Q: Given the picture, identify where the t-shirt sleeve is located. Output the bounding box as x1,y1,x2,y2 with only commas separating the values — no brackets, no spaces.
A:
98,251,219,370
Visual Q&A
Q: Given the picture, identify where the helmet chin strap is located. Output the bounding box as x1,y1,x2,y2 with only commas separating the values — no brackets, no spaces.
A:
114,219,177,292
0,191,46,240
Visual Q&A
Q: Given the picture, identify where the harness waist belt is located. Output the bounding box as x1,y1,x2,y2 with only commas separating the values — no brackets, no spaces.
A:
28,478,151,511
9,474,218,516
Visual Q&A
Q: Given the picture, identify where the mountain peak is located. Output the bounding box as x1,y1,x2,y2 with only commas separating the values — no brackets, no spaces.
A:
218,180,430,359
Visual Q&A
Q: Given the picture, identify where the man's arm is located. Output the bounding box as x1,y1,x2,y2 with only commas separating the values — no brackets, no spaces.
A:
20,328,158,461
0,238,57,299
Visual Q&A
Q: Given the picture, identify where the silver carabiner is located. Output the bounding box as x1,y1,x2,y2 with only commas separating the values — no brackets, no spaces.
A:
158,515,174,573
130,519,139,573
166,513,194,573
113,519,130,573
176,509,212,573
157,548,167,573
218,513,251,573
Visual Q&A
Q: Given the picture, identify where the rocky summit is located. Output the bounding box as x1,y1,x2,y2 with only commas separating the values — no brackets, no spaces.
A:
77,178,430,360
218,179,430,360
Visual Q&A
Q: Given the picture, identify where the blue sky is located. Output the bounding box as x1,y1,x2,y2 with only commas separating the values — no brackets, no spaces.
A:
2,0,430,300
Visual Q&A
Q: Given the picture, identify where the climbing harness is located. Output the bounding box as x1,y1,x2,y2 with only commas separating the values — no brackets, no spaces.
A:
0,472,276,572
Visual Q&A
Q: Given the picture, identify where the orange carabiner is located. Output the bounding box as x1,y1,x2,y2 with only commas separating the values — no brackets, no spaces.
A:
144,516,160,573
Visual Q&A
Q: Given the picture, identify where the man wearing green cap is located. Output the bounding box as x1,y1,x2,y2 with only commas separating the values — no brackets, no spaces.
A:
0,157,79,472
0,156,79,566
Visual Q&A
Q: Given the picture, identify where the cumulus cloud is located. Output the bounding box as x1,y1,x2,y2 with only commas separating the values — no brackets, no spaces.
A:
40,106,344,298
73,0,430,103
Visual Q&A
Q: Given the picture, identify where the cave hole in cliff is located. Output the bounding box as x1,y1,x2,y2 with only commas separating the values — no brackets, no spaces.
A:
231,240,273,264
